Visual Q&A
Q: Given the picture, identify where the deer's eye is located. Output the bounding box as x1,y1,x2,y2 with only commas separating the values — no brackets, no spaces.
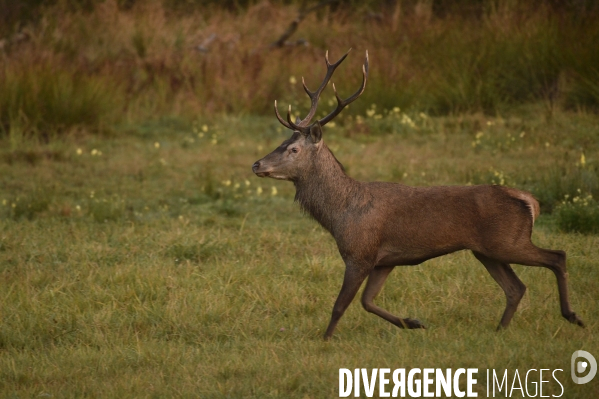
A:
290,147,298,153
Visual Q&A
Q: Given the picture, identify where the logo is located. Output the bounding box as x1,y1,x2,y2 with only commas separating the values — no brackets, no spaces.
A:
571,350,597,385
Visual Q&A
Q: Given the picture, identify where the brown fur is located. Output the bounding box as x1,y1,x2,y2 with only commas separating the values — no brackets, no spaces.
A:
253,133,585,339
253,50,583,339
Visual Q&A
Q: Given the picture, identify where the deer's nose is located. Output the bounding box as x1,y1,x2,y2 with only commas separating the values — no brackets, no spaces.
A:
252,161,261,173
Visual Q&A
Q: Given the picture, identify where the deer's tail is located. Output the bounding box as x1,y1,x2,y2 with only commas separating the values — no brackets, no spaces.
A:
501,187,540,226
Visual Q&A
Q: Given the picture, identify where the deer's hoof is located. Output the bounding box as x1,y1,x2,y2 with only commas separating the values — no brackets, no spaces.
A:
566,312,585,328
402,318,426,329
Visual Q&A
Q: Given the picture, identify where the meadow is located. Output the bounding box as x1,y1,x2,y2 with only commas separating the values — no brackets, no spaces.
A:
1,1,599,398
1,108,599,397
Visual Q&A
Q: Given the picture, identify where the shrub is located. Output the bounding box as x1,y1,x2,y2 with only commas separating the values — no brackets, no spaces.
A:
554,192,599,234
531,166,599,213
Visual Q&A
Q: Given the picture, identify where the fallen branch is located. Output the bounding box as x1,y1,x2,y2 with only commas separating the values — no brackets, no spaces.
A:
270,0,339,48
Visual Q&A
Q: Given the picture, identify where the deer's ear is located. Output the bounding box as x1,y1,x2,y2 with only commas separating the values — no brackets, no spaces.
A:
309,122,322,143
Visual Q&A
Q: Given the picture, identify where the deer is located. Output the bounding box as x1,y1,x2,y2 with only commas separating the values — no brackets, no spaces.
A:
252,49,585,340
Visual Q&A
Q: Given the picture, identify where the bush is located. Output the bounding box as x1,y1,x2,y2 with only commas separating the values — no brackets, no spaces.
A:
554,192,599,234
531,166,599,213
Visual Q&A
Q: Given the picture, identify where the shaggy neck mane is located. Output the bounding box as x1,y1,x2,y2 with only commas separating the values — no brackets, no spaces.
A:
293,144,370,234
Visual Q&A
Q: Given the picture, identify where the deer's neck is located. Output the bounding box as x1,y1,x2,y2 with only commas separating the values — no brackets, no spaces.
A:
294,145,369,234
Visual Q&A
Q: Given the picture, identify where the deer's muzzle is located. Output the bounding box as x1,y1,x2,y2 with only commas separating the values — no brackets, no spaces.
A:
252,161,270,177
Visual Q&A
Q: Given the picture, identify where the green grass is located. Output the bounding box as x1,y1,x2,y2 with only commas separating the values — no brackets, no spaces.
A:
1,112,598,397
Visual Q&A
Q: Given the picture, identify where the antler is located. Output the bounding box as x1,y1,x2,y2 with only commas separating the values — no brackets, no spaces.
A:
274,49,368,132
298,49,351,127
318,50,368,126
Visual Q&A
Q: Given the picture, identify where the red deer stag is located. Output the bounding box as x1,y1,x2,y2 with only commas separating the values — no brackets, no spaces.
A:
252,50,585,340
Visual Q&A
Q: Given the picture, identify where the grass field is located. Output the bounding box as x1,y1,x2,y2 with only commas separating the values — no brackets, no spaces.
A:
1,109,598,397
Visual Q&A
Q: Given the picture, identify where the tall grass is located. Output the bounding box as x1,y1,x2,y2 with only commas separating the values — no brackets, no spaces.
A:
1,0,598,138
0,64,121,137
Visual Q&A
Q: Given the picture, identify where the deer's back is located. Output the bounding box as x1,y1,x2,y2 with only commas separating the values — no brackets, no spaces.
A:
336,182,537,265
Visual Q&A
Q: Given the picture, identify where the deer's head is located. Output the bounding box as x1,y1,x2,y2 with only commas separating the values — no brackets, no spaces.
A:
252,50,368,181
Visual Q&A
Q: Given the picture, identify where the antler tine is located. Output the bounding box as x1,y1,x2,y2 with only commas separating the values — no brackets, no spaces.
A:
274,100,293,130
318,50,369,127
286,104,304,131
297,49,352,127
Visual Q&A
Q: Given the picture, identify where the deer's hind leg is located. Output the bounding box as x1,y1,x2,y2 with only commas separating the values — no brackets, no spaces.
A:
505,245,585,328
473,252,527,330
361,265,425,329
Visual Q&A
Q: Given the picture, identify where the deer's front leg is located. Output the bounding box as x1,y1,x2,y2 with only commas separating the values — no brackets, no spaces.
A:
361,265,426,329
324,262,371,340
